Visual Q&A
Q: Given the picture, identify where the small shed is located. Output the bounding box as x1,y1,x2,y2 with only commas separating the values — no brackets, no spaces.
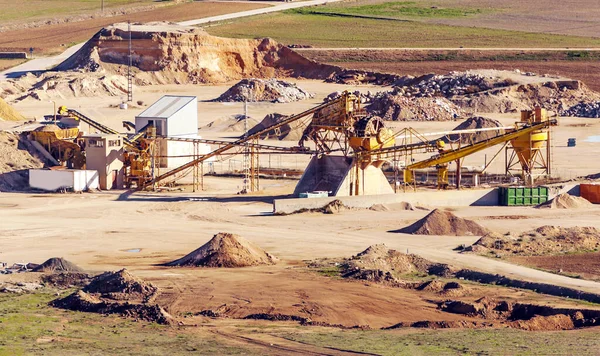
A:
83,134,125,190
135,95,198,137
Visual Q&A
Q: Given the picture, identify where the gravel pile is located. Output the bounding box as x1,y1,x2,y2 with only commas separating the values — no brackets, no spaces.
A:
560,101,600,118
214,78,313,103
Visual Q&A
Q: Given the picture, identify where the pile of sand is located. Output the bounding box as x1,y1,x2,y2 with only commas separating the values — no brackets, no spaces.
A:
467,225,600,256
0,97,24,121
341,244,435,282
1,72,131,103
163,232,277,268
536,193,593,209
32,257,85,273
247,113,305,140
395,209,490,236
443,117,505,144
51,269,171,324
0,132,45,192
367,92,463,121
418,280,469,297
214,78,313,103
201,115,260,133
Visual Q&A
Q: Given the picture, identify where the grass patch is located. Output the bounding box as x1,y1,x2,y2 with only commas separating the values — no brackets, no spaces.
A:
315,265,343,278
288,1,485,19
275,328,600,355
0,0,156,23
0,290,260,355
207,12,600,48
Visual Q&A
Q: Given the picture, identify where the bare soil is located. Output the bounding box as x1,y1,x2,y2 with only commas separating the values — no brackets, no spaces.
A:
510,252,600,282
33,257,84,273
0,132,45,191
0,97,24,121
394,209,490,236
0,2,269,55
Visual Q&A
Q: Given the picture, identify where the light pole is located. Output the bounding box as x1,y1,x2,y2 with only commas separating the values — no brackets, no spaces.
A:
101,0,104,12
49,100,56,121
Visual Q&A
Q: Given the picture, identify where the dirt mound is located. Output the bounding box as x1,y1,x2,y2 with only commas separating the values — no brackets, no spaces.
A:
341,244,436,282
467,225,600,256
561,101,600,118
163,232,277,268
32,258,84,273
214,78,313,103
443,117,505,144
41,272,91,288
1,72,131,103
247,113,304,140
0,132,45,192
395,209,490,236
0,97,24,121
536,193,593,209
51,290,172,324
201,115,260,133
452,80,600,114
84,269,158,302
367,91,463,121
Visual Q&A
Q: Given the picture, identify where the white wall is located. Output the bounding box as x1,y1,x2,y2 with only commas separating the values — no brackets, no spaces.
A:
29,170,99,192
166,100,198,136
164,136,212,168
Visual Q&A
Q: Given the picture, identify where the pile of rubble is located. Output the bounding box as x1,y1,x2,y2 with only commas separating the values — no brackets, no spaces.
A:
392,72,503,98
214,78,314,103
560,101,600,118
323,90,375,103
367,92,463,121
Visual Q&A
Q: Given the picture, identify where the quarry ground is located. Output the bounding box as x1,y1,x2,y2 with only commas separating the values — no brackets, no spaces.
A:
2,80,600,354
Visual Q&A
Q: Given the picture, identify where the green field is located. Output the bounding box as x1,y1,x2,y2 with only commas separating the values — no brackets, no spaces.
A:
0,0,155,23
289,1,488,19
207,12,600,48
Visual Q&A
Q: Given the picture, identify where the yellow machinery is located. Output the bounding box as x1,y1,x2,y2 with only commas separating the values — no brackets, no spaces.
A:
402,116,557,187
30,125,86,168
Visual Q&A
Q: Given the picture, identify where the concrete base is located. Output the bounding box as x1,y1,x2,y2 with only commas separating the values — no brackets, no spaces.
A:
293,155,394,197
275,188,499,214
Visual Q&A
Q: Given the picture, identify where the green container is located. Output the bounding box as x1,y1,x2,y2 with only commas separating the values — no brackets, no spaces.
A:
500,186,548,206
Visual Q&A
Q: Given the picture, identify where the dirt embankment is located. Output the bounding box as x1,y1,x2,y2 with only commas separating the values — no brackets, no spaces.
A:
466,225,600,256
0,97,24,121
0,132,46,192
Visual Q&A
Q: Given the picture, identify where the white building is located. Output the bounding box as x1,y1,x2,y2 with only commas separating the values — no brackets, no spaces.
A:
29,169,99,192
135,95,212,168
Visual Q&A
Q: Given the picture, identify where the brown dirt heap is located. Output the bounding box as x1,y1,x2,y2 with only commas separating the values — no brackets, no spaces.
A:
0,97,24,121
468,225,600,256
0,132,45,192
536,193,593,209
443,116,505,144
51,269,171,324
396,209,490,236
83,269,158,302
201,115,260,133
341,244,435,282
367,92,463,121
214,78,313,103
32,257,84,273
163,232,277,268
247,113,304,141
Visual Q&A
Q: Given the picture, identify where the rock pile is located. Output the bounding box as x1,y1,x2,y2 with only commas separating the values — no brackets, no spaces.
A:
323,90,375,103
214,78,313,103
394,209,490,236
560,101,600,118
392,72,502,98
367,92,463,121
162,232,277,268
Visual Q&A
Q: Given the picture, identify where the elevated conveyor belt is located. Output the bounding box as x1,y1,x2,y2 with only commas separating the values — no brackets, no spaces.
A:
64,108,137,148
144,94,354,188
406,119,557,171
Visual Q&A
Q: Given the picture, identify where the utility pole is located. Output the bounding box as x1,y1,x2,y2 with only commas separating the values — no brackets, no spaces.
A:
101,0,104,12
127,21,133,102
241,100,250,194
